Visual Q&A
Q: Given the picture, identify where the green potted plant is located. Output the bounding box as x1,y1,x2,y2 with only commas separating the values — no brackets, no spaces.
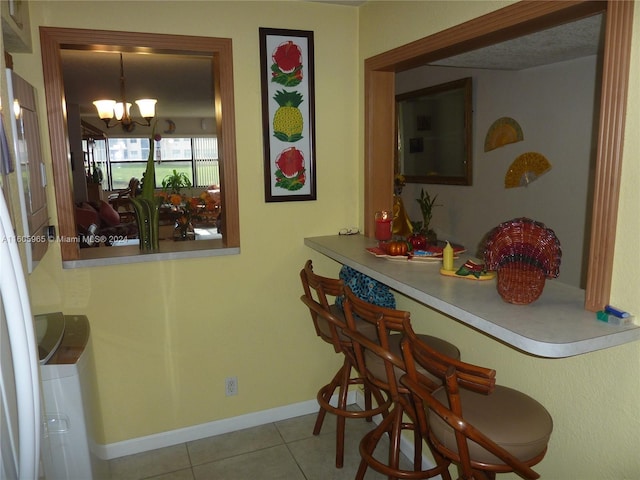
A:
161,170,192,195
416,188,440,244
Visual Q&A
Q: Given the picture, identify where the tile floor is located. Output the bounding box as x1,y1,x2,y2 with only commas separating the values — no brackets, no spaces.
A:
108,409,420,479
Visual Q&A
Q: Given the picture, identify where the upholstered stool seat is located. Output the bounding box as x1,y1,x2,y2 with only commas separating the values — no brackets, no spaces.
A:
365,334,460,385
315,304,378,342
400,319,553,479
430,385,553,465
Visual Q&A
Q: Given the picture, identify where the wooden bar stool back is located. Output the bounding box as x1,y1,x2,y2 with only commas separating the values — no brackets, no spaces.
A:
341,286,458,480
299,260,390,468
400,320,553,480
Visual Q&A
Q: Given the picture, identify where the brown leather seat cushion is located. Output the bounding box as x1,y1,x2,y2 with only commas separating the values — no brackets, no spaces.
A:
364,334,460,385
314,304,378,343
429,385,553,464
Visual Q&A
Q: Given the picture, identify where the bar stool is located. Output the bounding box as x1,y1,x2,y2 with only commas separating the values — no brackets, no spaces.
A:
341,286,458,480
400,319,553,479
299,260,391,468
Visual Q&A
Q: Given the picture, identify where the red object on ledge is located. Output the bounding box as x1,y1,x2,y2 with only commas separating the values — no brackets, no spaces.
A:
368,241,465,259
374,210,393,241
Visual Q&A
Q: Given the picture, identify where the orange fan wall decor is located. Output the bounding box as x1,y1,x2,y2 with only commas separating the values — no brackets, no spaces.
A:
504,152,552,188
484,117,524,152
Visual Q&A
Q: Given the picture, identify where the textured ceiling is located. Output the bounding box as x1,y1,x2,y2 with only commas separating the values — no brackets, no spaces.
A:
430,14,604,70
311,2,604,71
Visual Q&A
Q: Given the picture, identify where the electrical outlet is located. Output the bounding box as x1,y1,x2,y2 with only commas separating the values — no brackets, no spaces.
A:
225,376,238,396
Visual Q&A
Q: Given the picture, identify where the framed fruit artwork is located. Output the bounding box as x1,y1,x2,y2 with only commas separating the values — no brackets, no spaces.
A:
259,28,316,202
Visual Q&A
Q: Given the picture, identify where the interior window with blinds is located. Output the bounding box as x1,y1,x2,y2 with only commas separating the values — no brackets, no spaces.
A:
84,137,219,189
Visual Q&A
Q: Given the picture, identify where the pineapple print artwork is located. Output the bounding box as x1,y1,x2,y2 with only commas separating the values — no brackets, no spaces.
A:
273,90,304,142
270,40,306,190
261,30,314,198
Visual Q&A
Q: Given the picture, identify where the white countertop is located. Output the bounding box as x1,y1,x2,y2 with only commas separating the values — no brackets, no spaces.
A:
304,235,640,358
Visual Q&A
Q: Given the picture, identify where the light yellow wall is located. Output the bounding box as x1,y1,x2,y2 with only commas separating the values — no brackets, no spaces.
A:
16,1,360,444
360,2,640,479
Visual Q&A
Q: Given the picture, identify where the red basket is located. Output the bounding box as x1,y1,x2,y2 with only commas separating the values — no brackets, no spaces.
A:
483,218,561,305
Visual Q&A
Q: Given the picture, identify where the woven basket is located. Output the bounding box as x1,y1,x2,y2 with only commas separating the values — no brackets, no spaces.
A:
484,218,561,305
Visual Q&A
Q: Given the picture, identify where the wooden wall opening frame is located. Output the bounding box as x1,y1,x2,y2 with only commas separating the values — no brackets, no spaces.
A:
40,27,240,262
364,1,633,312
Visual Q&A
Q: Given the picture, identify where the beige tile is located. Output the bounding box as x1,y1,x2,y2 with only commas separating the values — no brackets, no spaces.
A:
192,445,304,480
145,468,194,480
286,417,378,480
275,404,371,443
287,430,362,479
275,411,334,443
109,444,190,480
107,403,431,480
286,417,417,480
186,423,284,466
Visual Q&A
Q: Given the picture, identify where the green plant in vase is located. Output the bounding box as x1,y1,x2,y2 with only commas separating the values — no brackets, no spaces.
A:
416,188,441,244
161,169,191,195
130,126,162,252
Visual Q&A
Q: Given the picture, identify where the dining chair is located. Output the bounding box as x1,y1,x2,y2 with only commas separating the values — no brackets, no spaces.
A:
400,319,553,480
299,260,391,468
341,286,458,480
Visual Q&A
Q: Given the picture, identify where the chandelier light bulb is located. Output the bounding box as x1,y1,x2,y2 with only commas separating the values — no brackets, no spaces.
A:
93,100,116,120
136,99,157,119
92,53,157,131
114,102,131,121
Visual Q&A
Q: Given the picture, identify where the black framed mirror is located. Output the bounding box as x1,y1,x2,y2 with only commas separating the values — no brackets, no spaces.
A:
395,77,472,185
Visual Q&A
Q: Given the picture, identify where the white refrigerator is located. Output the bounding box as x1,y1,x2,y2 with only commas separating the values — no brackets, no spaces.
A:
0,184,42,479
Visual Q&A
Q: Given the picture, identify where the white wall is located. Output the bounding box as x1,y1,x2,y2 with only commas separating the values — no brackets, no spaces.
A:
396,55,599,288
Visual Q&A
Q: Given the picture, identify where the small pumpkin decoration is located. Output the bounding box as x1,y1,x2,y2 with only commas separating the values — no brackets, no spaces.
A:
385,240,409,256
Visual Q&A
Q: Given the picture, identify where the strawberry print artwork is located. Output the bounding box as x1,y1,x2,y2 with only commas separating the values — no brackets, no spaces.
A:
275,146,306,191
271,41,303,87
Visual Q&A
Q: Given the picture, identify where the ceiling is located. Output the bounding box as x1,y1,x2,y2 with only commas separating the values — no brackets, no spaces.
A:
430,13,604,70
60,13,604,128
61,50,215,121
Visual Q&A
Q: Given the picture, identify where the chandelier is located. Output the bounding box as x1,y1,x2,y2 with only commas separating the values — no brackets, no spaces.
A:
93,53,157,133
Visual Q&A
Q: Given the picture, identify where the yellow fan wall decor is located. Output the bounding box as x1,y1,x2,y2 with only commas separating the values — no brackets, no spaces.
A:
504,152,552,188
484,117,524,152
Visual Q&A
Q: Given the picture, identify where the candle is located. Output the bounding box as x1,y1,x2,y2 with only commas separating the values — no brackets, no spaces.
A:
374,210,392,241
443,241,454,271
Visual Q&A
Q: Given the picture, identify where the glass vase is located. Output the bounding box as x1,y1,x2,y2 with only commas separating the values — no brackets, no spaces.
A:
130,197,161,252
174,218,196,241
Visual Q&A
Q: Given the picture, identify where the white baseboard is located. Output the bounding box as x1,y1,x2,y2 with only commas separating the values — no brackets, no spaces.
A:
94,391,358,460
94,387,438,480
